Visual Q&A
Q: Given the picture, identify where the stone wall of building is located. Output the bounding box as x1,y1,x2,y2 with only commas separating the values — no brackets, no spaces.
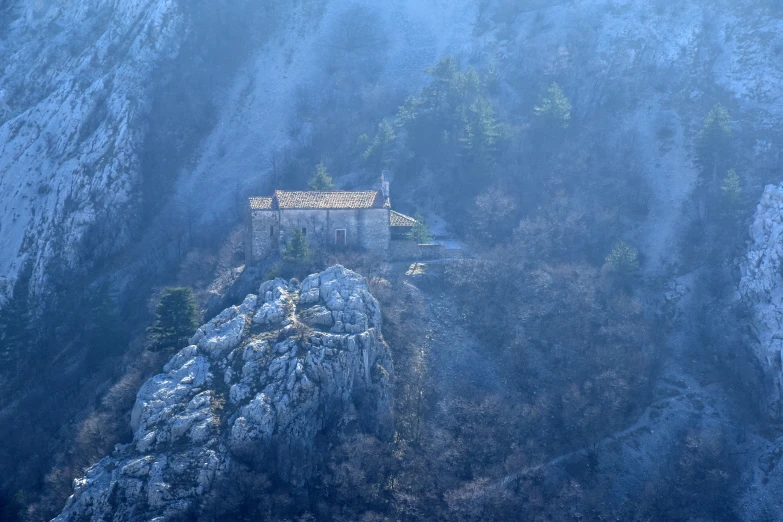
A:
389,241,448,261
279,209,345,249
389,239,420,261
244,206,254,263
250,207,392,263
249,210,279,263
358,209,391,253
418,243,447,259
277,209,390,254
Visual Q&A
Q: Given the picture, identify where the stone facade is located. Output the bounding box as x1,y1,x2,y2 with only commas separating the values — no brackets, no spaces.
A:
246,175,414,264
246,205,279,263
277,208,391,251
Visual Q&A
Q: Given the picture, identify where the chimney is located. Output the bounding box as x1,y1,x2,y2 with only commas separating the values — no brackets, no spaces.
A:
381,170,390,199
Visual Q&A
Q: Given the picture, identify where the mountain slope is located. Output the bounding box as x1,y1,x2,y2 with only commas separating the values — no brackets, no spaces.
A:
2,1,783,520
0,0,184,295
3,0,783,300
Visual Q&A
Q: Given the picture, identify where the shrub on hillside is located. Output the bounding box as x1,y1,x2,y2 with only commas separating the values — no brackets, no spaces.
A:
444,242,655,452
280,229,317,278
603,241,640,275
407,215,433,244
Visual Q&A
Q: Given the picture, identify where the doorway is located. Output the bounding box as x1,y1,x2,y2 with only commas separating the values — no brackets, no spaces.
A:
335,229,346,247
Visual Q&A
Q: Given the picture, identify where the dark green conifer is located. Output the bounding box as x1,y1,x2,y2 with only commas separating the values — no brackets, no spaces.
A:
396,56,504,177
407,215,433,244
85,282,126,361
696,103,732,185
147,287,199,351
534,82,572,129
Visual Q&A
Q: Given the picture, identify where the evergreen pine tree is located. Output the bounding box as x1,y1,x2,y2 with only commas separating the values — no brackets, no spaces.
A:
147,287,199,351
281,229,314,276
308,162,335,191
283,229,313,264
603,241,640,274
397,56,503,176
0,289,33,364
602,241,640,292
363,120,396,169
720,169,744,223
721,169,742,204
530,82,572,170
696,103,732,186
534,82,572,129
461,97,501,168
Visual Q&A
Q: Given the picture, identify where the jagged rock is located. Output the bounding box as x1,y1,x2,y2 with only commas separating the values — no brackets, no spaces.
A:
55,266,393,521
740,184,783,416
299,304,334,328
253,278,292,326
191,294,256,354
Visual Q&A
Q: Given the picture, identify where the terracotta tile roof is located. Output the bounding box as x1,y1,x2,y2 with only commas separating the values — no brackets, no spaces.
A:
273,190,389,210
390,210,418,227
249,197,274,210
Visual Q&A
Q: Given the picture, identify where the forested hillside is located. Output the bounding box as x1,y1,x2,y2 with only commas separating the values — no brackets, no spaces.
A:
2,1,783,520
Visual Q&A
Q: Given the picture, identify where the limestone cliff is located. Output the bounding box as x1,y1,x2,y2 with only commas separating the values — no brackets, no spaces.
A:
54,266,393,521
740,184,783,416
0,0,184,294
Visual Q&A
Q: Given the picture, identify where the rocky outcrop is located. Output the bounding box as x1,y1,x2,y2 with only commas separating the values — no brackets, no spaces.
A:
739,184,783,416
54,266,393,521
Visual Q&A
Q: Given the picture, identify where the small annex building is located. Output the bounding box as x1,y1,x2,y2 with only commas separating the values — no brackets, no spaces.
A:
245,173,420,264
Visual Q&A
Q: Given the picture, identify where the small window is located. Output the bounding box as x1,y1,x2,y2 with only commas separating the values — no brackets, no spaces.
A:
270,225,274,238
301,227,307,236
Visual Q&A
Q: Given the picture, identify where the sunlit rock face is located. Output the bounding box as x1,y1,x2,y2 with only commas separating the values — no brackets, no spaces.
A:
54,266,393,521
740,184,783,417
0,0,185,296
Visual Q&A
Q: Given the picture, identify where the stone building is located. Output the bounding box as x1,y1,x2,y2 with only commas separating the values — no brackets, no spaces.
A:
245,174,419,264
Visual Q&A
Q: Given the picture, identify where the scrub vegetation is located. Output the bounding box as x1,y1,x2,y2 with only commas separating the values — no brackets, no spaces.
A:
1,1,781,521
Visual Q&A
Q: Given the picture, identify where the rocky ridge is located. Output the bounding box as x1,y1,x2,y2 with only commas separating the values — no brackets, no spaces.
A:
739,183,783,417
54,265,393,521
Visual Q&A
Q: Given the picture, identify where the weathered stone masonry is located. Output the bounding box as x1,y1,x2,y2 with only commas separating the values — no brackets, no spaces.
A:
246,174,417,264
